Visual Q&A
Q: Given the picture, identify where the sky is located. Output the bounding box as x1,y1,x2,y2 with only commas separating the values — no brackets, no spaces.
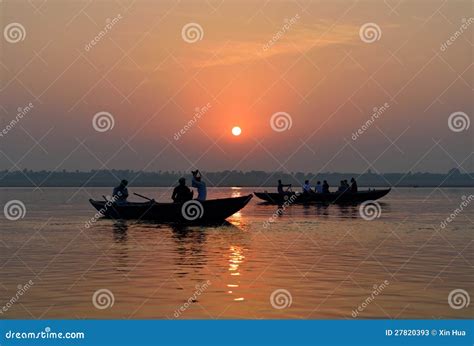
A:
0,0,472,174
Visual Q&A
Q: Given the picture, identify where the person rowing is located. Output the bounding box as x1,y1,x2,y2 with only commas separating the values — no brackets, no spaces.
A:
277,180,292,194
192,169,207,201
172,177,193,203
112,179,129,205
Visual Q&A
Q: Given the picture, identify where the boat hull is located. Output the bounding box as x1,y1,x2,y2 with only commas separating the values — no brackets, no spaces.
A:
89,194,253,223
253,189,391,205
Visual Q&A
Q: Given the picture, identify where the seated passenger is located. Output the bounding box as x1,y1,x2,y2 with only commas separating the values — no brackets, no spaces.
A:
112,179,129,204
322,180,330,193
350,177,358,193
172,178,193,203
315,181,323,193
302,180,312,194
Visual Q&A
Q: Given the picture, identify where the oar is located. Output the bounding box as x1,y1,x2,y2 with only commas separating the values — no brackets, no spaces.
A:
133,192,155,203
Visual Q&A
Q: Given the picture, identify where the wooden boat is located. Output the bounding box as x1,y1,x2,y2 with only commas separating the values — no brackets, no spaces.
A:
253,188,391,205
89,194,253,223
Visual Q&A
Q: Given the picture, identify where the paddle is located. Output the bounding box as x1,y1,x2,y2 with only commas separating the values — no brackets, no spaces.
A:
133,192,155,203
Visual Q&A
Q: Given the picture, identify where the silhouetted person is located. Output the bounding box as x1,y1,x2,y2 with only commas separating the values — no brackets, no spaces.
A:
172,178,193,203
322,180,330,193
277,179,291,194
302,180,312,194
113,179,129,204
338,180,346,192
350,177,358,193
192,170,207,201
315,181,323,193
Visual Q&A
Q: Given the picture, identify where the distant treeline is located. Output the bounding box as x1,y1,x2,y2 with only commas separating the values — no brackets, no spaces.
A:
0,169,472,187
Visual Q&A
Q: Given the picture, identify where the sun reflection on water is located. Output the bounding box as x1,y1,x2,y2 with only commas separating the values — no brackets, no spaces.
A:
227,245,245,302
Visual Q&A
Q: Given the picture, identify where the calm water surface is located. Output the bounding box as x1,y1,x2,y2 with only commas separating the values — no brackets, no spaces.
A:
0,187,472,319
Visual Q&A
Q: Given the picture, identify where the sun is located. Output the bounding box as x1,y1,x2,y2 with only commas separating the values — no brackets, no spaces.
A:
231,126,242,136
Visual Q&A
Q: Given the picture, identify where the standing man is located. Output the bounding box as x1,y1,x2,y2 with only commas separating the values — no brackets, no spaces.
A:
192,170,207,201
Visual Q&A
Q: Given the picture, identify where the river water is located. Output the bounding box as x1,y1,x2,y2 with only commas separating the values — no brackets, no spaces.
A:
0,187,472,319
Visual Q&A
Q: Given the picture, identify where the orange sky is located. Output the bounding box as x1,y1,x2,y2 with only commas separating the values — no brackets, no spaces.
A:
0,0,472,173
